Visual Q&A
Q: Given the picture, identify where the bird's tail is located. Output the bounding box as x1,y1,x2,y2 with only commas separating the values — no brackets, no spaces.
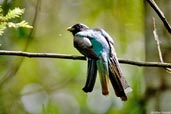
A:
108,55,132,101
82,59,97,93
97,57,109,95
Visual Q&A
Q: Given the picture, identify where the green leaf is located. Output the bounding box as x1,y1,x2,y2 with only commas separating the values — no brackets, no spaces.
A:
16,20,33,28
3,7,24,21
0,6,32,36
7,21,33,29
0,23,7,36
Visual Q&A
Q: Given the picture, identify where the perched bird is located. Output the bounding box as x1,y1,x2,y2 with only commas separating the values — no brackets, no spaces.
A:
67,23,132,101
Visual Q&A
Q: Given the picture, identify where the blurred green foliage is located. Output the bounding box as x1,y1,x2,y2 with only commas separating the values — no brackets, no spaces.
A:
0,0,144,114
0,6,32,36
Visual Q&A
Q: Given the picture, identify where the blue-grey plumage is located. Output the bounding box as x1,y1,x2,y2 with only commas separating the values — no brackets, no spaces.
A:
67,23,132,101
75,29,111,95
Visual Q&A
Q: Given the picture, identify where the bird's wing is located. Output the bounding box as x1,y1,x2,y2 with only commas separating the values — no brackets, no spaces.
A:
108,55,133,101
97,29,132,101
82,58,97,92
97,29,114,45
74,34,99,59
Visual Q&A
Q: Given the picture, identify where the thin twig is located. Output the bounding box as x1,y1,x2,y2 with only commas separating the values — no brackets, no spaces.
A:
146,0,171,33
152,18,163,62
0,50,171,68
152,17,171,72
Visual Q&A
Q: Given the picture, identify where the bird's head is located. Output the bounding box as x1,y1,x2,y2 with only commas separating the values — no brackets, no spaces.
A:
67,23,89,35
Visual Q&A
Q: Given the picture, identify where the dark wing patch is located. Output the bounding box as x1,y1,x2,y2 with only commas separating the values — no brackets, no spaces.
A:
74,36,99,59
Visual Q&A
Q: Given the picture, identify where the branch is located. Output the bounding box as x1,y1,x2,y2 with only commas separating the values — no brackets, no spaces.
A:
0,50,171,68
146,0,171,33
152,17,171,72
0,50,86,60
152,18,163,62
0,1,41,87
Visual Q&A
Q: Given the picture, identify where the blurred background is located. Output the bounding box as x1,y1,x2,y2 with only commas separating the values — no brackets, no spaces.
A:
0,0,170,114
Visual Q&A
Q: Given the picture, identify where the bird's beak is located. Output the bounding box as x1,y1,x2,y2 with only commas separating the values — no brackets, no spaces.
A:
67,27,74,32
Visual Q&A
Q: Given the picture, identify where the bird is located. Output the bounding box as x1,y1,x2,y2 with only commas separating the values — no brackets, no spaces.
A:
67,23,132,101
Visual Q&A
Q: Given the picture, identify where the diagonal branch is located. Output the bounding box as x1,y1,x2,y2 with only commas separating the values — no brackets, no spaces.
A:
0,50,171,68
152,17,171,72
152,18,163,62
146,0,171,33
